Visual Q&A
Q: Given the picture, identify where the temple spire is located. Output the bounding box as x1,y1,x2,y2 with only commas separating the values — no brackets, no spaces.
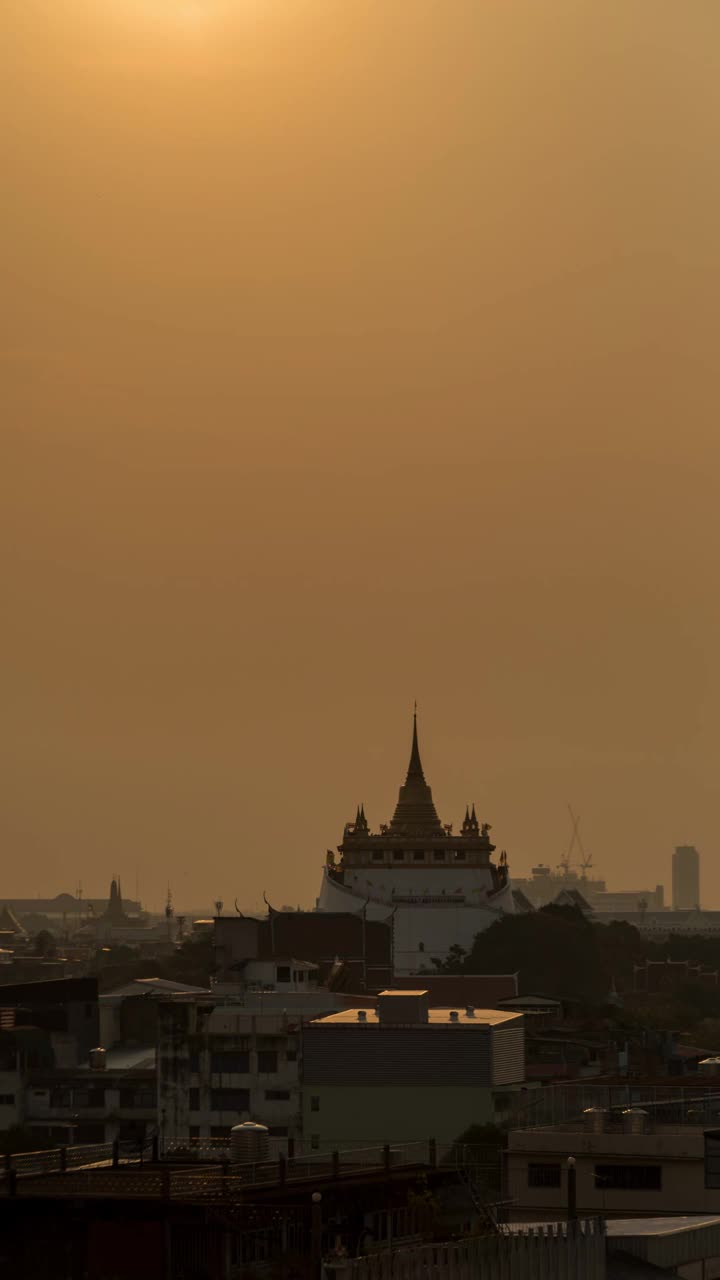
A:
389,711,443,834
406,711,425,782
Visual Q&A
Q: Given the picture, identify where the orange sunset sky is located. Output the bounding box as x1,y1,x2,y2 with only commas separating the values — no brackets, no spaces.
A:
3,1,720,912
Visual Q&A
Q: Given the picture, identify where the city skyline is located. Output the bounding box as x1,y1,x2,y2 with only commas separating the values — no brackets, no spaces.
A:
4,2,720,908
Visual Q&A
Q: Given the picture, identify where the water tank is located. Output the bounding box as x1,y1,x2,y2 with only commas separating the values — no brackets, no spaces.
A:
699,1057,720,1076
582,1107,607,1133
622,1108,648,1134
89,1047,107,1072
230,1122,270,1165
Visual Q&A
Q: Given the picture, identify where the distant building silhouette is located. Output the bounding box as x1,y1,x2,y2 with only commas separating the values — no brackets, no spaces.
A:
673,845,700,910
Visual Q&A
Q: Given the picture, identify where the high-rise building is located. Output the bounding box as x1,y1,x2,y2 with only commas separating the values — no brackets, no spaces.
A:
672,845,700,910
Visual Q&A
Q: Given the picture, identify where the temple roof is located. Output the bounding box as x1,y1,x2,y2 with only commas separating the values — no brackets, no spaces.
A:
389,715,444,835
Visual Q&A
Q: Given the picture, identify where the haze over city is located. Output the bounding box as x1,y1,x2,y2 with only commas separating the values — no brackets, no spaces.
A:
4,1,720,912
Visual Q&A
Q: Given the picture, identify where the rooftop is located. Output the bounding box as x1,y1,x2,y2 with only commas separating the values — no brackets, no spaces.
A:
310,1006,521,1027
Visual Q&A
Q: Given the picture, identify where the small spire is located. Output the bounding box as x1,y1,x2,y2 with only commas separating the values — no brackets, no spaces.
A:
407,710,425,782
355,805,362,825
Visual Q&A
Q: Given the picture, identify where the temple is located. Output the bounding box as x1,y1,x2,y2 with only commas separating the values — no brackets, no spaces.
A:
316,715,514,972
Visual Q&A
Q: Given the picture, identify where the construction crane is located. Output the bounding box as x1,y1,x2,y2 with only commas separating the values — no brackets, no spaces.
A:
557,805,593,879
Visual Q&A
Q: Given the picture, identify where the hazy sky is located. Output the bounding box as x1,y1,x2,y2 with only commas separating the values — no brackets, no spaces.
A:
3,1,720,913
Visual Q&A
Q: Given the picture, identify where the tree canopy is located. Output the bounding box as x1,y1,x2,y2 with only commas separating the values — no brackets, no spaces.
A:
430,905,720,1009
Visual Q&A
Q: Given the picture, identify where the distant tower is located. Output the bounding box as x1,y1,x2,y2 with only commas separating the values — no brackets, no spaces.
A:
104,877,128,926
672,846,700,910
214,899,224,917
165,886,174,940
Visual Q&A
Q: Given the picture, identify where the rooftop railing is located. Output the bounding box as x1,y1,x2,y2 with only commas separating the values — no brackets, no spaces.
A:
510,1083,720,1132
0,1138,500,1201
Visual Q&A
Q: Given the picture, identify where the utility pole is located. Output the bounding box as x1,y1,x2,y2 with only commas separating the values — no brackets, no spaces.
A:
567,1156,577,1221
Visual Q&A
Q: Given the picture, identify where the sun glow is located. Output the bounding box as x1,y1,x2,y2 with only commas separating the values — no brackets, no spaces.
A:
115,0,257,29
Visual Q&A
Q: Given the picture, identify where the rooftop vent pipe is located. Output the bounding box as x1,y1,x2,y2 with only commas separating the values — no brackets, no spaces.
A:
449,1010,459,1022
357,1010,367,1022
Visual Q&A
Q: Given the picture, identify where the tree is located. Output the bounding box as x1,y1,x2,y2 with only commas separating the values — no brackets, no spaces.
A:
33,929,57,958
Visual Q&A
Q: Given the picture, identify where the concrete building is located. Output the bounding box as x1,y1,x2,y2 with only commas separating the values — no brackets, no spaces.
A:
302,989,525,1150
22,1045,156,1146
156,976,378,1148
505,1083,720,1219
0,979,156,1146
213,911,393,992
673,844,700,910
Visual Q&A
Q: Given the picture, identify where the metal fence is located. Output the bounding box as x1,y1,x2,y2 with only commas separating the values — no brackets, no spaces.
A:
510,1083,720,1132
326,1219,607,1280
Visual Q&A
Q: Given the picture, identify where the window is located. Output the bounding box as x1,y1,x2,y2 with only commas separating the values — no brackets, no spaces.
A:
433,850,445,862
527,1163,561,1188
311,1096,320,1112
269,1127,288,1137
276,966,291,983
119,1089,155,1109
189,1089,200,1111
189,1126,200,1139
413,851,425,862
286,1049,298,1062
265,1090,291,1101
211,1051,250,1074
257,1050,278,1073
189,1052,200,1073
372,851,383,862
0,1094,14,1105
706,1132,720,1188
311,1134,320,1150
73,1088,105,1109
392,851,405,861
595,1165,662,1191
454,851,466,861
211,1089,250,1112
84,1003,94,1018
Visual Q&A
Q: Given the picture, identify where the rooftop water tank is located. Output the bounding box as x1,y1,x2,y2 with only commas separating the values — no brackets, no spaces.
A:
230,1122,269,1165
89,1047,107,1072
622,1108,648,1134
582,1107,607,1133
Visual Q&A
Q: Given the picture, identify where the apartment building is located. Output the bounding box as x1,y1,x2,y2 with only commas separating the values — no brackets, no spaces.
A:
506,1083,720,1219
302,989,526,1149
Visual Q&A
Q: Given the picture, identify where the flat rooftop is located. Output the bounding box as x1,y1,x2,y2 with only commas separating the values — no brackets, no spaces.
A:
310,1007,521,1027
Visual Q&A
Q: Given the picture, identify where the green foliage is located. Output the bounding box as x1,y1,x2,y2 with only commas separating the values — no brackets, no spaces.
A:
90,932,214,992
33,929,57,958
436,907,720,1011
